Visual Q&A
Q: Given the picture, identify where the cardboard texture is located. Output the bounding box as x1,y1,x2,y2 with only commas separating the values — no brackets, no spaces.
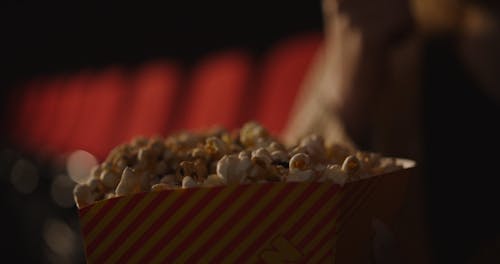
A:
78,159,414,263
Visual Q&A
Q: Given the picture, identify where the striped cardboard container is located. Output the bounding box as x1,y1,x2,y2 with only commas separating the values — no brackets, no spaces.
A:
78,159,414,263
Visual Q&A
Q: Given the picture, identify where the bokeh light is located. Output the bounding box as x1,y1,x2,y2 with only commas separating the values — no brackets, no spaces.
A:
51,174,76,208
43,218,76,258
66,150,97,184
10,158,39,194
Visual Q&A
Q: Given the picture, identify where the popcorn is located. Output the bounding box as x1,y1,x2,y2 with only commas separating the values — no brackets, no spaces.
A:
342,155,362,179
182,176,198,188
205,136,229,157
138,147,154,163
356,151,381,172
299,134,326,160
148,174,160,187
151,183,170,192
132,136,148,148
327,143,352,165
323,164,348,185
154,161,168,175
115,158,127,171
141,172,155,191
101,161,114,172
203,174,225,187
163,149,174,160
149,137,165,155
267,141,285,153
133,158,148,172
73,184,94,208
191,147,209,161
289,153,311,171
87,178,104,192
217,155,243,185
100,169,120,189
288,153,314,182
90,165,102,179
270,149,288,161
193,159,208,181
254,137,273,149
160,174,177,185
287,171,314,182
115,167,141,196
251,148,272,168
73,122,403,208
240,122,268,147
377,158,402,174
237,151,252,172
173,132,201,150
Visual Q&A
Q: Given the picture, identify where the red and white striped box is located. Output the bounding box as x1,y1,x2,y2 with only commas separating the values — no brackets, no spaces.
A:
78,159,414,263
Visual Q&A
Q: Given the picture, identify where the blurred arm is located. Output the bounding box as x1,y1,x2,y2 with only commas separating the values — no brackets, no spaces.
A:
284,0,413,149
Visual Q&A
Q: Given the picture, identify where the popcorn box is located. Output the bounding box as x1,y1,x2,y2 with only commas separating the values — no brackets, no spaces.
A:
78,159,414,263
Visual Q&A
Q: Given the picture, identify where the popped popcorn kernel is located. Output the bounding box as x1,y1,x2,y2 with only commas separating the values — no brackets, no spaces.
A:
100,170,120,189
115,167,141,196
182,176,198,188
342,155,362,179
73,184,93,208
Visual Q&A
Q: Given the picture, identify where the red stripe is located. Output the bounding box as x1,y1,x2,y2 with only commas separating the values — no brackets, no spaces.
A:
298,209,337,251
305,179,376,257
210,183,303,263
296,192,342,250
302,211,340,262
233,183,325,262
82,198,121,236
337,179,378,226
95,190,194,263
287,180,371,244
79,206,92,218
332,182,373,238
86,193,148,253
328,179,376,237
334,180,372,223
292,186,343,250
184,184,274,263
308,179,379,262
107,190,211,263
137,187,232,263
338,182,374,235
317,249,334,264
162,185,251,260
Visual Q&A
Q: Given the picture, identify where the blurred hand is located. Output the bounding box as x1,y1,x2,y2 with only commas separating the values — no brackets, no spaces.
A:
328,0,414,144
285,0,416,148
324,0,413,45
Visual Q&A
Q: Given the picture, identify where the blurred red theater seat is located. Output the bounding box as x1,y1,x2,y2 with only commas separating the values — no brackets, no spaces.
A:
69,68,128,160
119,61,182,142
28,77,65,154
8,32,322,160
254,33,322,135
175,50,253,132
48,72,91,154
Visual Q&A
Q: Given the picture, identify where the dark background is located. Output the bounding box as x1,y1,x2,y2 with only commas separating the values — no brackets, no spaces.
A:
1,1,322,87
0,1,323,263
